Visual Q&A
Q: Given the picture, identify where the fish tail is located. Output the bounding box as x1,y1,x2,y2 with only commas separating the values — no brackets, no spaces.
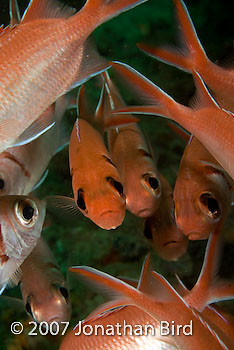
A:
111,61,179,120
138,0,207,72
78,0,148,29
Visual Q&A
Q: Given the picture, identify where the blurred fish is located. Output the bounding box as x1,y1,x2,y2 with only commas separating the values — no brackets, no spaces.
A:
0,0,148,152
20,236,71,325
111,62,234,181
69,227,234,350
174,136,233,240
68,84,138,230
102,72,162,218
0,195,46,289
137,0,234,112
0,94,71,196
144,175,188,260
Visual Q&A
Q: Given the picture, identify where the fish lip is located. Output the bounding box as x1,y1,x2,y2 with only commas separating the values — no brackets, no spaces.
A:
163,240,178,247
99,210,119,218
134,208,153,218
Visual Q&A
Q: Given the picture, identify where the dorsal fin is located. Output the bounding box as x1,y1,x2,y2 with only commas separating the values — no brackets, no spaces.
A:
9,0,21,27
21,0,76,24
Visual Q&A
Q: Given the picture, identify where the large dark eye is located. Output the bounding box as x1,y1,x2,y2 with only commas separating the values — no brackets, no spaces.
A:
25,300,33,317
143,220,153,240
106,177,124,197
148,177,159,190
0,178,4,190
77,189,86,211
199,193,221,219
59,286,69,301
14,199,38,226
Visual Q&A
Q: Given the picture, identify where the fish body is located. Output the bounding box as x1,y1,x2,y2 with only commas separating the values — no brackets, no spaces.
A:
103,72,162,218
174,136,233,240
111,62,234,180
69,116,126,230
144,175,188,260
0,195,46,288
20,236,71,325
0,0,147,152
0,95,70,195
138,0,234,112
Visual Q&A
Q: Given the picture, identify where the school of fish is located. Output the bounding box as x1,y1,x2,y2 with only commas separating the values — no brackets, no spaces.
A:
0,0,233,349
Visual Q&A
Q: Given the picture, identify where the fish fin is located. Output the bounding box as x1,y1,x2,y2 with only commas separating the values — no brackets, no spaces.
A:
138,0,207,73
31,169,49,192
190,72,220,110
0,295,25,311
104,114,139,130
0,119,21,144
67,37,110,92
77,85,92,123
80,0,148,27
174,273,189,296
9,0,21,27
111,61,174,118
84,301,126,323
11,107,56,147
119,277,138,288
45,195,80,222
21,0,76,23
168,122,190,142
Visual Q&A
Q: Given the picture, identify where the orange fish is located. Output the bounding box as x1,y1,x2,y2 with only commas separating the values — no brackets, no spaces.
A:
110,62,234,181
102,72,162,218
20,236,71,325
0,0,148,152
137,0,234,113
65,223,234,350
0,94,71,196
0,195,46,290
144,175,188,260
54,84,137,230
174,136,233,240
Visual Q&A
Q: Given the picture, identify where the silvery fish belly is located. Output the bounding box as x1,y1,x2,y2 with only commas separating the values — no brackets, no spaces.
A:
0,195,46,288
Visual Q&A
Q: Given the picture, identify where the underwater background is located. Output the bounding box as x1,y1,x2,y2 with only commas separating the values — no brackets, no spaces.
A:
0,0,233,349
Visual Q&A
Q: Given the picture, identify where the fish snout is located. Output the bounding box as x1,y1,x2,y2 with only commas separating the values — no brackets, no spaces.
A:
97,210,125,230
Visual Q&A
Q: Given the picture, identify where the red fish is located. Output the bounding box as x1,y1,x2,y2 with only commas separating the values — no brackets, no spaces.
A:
20,237,71,325
137,0,234,113
0,0,148,152
102,72,162,218
0,195,46,290
174,136,233,240
144,175,188,261
64,223,234,350
110,62,234,181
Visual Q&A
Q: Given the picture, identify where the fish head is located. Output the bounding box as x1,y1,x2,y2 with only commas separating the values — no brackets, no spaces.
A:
23,278,71,326
124,157,162,218
174,166,231,240
73,166,126,230
0,196,46,287
0,153,27,195
143,209,188,261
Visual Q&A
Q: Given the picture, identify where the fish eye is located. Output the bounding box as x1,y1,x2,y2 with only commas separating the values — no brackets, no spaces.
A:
59,286,69,301
199,193,221,220
143,174,160,193
77,189,86,211
143,219,153,240
106,177,124,197
25,299,33,317
14,199,38,227
0,178,4,190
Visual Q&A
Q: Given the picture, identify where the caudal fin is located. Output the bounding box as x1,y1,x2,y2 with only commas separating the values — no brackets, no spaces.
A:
138,0,207,72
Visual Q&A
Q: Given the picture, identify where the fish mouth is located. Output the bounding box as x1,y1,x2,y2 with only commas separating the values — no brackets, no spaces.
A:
187,232,208,241
134,208,153,218
163,240,178,247
98,210,123,230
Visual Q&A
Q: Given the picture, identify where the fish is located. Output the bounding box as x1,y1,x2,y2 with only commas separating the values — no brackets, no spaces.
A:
174,136,233,240
102,71,162,218
143,175,188,260
137,0,234,113
0,195,46,290
0,0,148,152
0,94,71,196
110,62,234,181
20,236,71,325
68,84,139,230
68,222,234,350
